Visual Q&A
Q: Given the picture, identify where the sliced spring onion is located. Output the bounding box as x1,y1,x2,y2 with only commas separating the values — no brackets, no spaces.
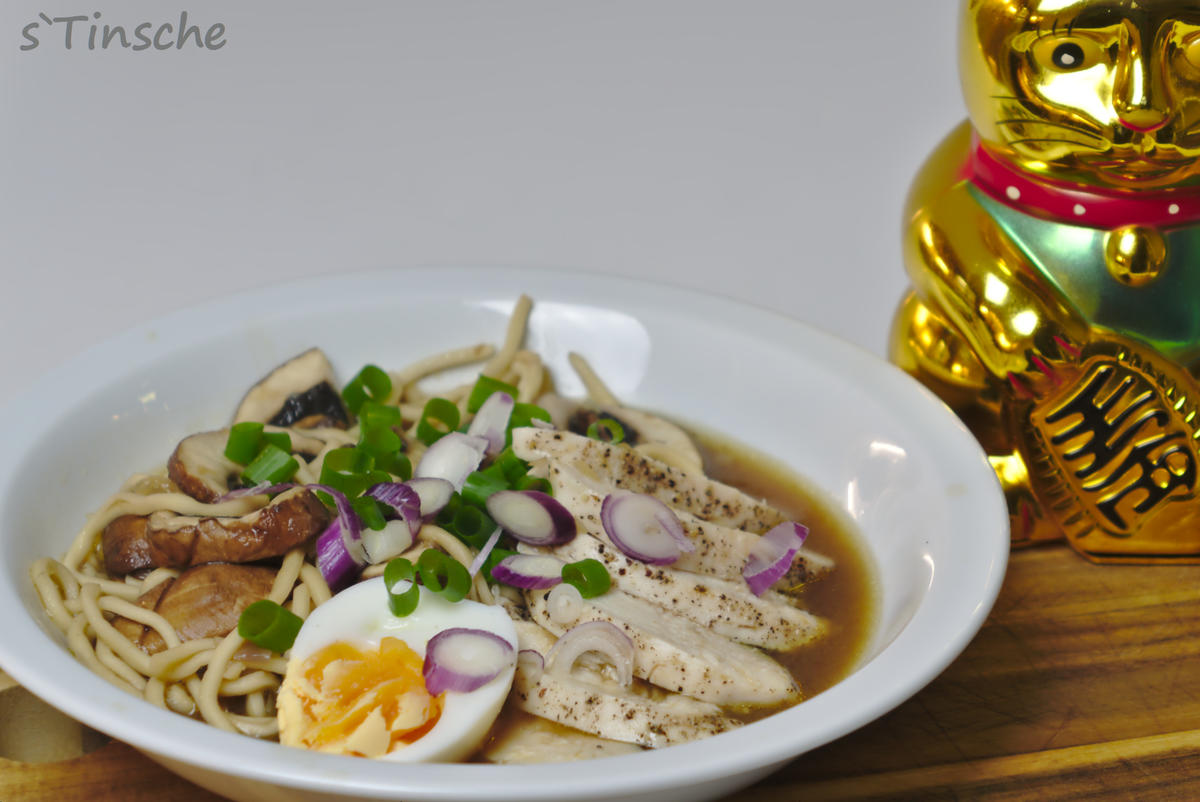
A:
417,397,461,446
461,470,510,508
561,558,611,598
743,521,809,596
224,422,266,464
447,504,497,550
262,430,292,453
514,475,551,494
237,600,303,654
416,550,472,603
375,451,413,481
358,400,402,430
341,365,392,416
467,375,519,413
422,628,516,696
507,403,552,444
490,448,531,484
318,446,375,497
383,558,421,617
351,496,388,531
486,490,576,546
357,423,402,457
586,417,625,444
240,443,299,486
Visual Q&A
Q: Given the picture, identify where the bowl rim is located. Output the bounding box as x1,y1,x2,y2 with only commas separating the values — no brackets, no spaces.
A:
0,265,1009,800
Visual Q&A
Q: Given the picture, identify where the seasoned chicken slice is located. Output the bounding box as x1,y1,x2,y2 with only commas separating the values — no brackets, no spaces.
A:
526,587,798,708
521,535,826,651
512,428,785,532
541,453,834,592
509,620,739,748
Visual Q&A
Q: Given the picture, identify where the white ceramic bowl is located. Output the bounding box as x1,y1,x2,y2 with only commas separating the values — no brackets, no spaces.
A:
0,268,1008,802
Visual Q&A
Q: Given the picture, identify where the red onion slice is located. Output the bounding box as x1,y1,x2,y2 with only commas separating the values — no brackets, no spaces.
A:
485,490,576,546
315,516,363,591
365,482,422,536
467,526,503,577
466,391,514,456
517,649,545,682
599,490,692,565
360,519,416,565
415,433,488,492
546,620,634,688
422,627,516,695
216,482,296,502
742,521,809,596
309,483,367,590
490,554,566,589
405,477,455,518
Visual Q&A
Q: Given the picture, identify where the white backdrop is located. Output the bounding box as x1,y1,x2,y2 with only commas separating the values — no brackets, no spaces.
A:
0,1,963,407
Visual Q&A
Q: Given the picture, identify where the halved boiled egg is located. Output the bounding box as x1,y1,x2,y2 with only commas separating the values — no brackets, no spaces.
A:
277,576,517,763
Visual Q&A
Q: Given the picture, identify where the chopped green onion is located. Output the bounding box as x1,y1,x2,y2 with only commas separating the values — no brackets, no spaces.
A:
562,558,611,598
481,547,517,584
237,600,303,653
375,451,412,481
510,402,551,429
586,418,625,444
342,365,392,416
358,401,402,430
417,398,461,446
507,402,552,445
358,423,402,457
241,443,299,485
514,475,552,494
384,558,421,617
318,447,374,497
262,430,293,453
417,550,471,603
224,422,266,464
467,375,519,413
449,504,497,549
461,470,509,508
351,496,387,531
490,448,530,484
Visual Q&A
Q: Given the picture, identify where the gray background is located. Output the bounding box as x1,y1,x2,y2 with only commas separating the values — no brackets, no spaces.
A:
0,1,962,406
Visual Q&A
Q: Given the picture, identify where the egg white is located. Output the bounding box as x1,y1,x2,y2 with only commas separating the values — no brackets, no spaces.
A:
280,576,518,763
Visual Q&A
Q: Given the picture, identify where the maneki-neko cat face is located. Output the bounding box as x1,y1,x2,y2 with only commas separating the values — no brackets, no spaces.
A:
962,0,1200,190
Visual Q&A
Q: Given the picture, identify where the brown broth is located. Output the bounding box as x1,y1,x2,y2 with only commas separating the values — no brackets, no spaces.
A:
687,424,880,708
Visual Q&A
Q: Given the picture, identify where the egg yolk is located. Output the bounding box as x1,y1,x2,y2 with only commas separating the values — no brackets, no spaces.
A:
280,636,443,758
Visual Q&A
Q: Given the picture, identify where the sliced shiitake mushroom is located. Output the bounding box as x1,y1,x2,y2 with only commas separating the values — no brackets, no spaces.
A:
112,563,277,654
233,348,350,429
102,487,330,575
167,428,330,503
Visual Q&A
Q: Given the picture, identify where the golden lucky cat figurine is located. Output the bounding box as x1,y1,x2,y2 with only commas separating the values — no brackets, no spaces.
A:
891,0,1200,563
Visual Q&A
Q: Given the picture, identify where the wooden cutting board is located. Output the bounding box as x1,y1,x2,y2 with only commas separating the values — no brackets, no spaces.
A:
4,545,1199,800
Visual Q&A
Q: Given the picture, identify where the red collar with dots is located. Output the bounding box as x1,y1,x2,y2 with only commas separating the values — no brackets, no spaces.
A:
968,140,1200,228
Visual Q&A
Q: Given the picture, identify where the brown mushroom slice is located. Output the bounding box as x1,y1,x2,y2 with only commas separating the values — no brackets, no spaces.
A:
102,487,330,575
167,428,331,503
112,564,277,654
233,348,350,429
549,395,704,472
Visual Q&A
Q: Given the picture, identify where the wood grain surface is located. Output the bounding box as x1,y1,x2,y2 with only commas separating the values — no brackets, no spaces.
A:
3,545,1197,801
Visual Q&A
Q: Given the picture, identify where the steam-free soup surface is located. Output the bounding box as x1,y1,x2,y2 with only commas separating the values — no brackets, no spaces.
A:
691,425,879,708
